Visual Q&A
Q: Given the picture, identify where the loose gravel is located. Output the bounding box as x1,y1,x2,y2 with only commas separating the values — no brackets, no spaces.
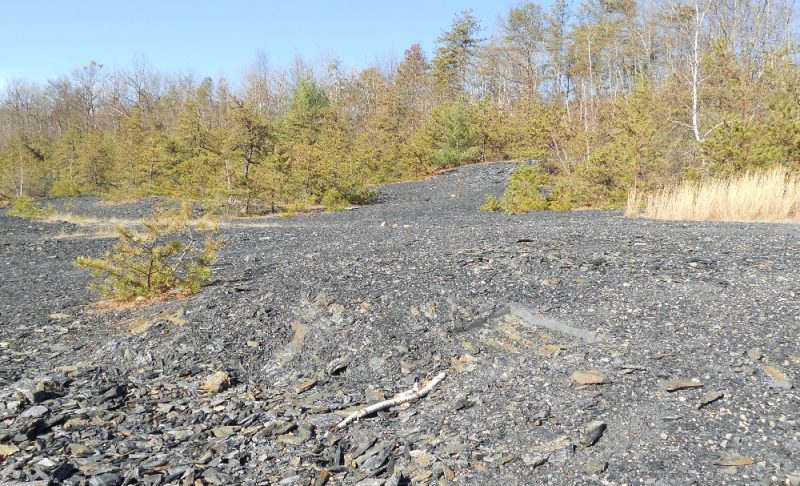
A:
1,163,798,485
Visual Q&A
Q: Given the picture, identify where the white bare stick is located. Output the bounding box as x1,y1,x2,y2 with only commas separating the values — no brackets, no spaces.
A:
335,372,446,430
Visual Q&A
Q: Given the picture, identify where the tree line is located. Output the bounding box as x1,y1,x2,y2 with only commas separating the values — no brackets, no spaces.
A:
1,0,798,212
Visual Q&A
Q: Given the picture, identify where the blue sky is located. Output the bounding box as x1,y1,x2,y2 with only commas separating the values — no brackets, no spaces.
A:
0,0,534,87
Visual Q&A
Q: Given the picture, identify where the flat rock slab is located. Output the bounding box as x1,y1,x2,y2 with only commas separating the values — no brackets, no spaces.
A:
716,456,755,467
570,370,607,386
763,366,793,389
662,378,703,392
531,435,572,454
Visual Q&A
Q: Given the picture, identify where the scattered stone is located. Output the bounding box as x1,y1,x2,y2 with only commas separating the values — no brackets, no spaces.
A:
355,478,384,486
450,354,477,372
763,366,793,389
202,467,231,485
312,470,332,486
570,370,607,386
279,475,302,485
211,426,238,438
275,321,310,364
368,356,386,371
63,417,88,430
442,440,467,456
522,454,548,468
662,378,703,392
585,460,608,474
68,443,90,457
88,473,123,486
412,451,436,468
326,358,348,376
747,348,763,361
264,419,296,436
452,396,474,411
581,421,607,447
531,436,572,454
167,429,194,442
296,379,317,394
499,454,517,465
37,457,57,469
443,464,456,480
12,377,60,403
540,344,567,356
20,404,48,418
365,387,385,402
411,470,433,482
698,390,724,409
530,408,550,426
0,443,20,457
201,371,231,393
716,456,754,467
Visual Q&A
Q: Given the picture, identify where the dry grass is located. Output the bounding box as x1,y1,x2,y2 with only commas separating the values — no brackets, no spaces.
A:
89,291,193,314
43,213,138,239
45,213,139,227
41,209,282,237
52,229,120,240
46,211,220,231
626,167,800,223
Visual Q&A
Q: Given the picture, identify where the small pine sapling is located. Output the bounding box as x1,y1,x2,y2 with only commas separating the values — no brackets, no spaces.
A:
76,203,223,301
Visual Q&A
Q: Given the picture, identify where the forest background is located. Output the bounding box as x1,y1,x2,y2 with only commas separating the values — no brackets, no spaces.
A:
1,0,798,213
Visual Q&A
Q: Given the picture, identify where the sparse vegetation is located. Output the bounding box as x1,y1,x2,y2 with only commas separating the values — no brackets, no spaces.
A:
626,167,800,222
480,195,503,212
1,2,796,215
8,195,53,219
320,188,350,211
0,0,797,228
75,204,223,301
481,165,563,213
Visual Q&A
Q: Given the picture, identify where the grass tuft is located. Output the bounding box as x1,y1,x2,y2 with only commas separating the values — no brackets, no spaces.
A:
626,167,800,223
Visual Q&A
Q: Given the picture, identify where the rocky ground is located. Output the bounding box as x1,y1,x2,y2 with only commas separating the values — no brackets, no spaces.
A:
0,163,798,486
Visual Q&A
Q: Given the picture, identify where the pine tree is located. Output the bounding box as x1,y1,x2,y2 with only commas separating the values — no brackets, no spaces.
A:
433,11,482,99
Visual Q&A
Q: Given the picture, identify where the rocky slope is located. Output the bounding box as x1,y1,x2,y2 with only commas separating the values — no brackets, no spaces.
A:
0,163,798,485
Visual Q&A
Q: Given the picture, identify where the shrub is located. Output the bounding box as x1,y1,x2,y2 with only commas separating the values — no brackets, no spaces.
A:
75,204,223,301
8,195,53,219
480,195,503,212
320,188,349,211
485,165,558,213
342,187,378,205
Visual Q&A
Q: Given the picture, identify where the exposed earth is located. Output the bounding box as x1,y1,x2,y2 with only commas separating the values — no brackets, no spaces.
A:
1,163,798,485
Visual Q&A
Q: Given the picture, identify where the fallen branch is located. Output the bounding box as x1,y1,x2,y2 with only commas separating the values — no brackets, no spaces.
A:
335,371,447,430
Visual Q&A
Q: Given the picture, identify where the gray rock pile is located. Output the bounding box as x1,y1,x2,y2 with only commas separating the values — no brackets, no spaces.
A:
1,163,798,484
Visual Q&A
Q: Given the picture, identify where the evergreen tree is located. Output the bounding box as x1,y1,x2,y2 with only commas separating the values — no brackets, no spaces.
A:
433,11,482,99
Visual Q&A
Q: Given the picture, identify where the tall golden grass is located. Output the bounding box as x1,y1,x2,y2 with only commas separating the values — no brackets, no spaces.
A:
626,167,800,222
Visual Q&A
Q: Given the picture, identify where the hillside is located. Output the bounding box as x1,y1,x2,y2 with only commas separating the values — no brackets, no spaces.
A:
0,163,798,485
